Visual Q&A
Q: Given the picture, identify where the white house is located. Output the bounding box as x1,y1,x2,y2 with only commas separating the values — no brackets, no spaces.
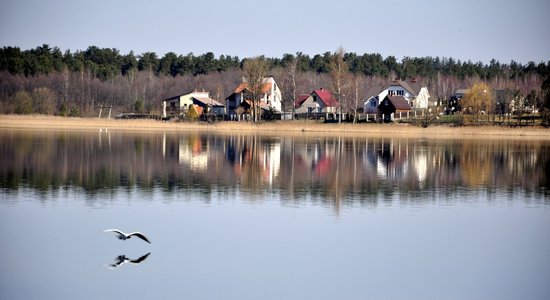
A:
364,79,430,112
162,90,225,118
225,76,282,118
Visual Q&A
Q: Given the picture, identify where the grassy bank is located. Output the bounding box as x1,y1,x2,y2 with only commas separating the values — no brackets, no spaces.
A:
1,114,550,139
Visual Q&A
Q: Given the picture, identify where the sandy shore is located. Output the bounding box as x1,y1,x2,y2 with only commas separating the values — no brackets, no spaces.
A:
1,114,550,139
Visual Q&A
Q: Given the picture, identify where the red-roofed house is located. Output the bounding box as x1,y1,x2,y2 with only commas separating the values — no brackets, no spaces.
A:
294,88,340,114
225,76,282,119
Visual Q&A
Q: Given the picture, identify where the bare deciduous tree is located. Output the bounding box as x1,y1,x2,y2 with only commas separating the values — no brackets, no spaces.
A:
284,56,298,117
329,47,349,122
242,57,269,122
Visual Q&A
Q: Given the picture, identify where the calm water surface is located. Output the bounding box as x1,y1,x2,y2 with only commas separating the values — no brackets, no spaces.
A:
1,129,549,300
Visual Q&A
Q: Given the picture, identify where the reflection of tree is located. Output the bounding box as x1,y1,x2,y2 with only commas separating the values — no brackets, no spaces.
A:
1,131,549,206
460,141,493,187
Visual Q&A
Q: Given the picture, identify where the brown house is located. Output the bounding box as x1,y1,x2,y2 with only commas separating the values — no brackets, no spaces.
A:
377,95,411,122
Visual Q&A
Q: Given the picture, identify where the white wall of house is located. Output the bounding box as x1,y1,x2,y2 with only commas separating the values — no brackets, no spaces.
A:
363,96,379,113
263,77,282,112
295,95,322,114
377,84,430,110
414,87,430,109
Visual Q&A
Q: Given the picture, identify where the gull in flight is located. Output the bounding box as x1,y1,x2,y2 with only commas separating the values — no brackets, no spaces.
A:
104,229,151,244
109,253,151,269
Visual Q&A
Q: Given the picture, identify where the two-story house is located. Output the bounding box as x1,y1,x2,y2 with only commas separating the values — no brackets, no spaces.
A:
225,76,282,119
364,79,430,112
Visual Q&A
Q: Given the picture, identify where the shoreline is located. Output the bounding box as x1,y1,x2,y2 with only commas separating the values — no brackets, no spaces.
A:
1,114,550,139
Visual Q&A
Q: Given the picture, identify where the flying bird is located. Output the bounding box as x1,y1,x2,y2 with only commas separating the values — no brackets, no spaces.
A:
109,253,151,269
104,229,151,244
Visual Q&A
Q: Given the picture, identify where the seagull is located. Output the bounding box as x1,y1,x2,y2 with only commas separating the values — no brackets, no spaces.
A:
104,229,151,244
109,253,151,269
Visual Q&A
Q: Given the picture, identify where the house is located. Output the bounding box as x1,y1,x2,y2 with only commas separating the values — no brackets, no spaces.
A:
225,76,282,119
363,96,380,113
446,89,467,114
191,96,225,116
162,90,225,118
370,79,430,110
294,88,340,115
377,95,412,122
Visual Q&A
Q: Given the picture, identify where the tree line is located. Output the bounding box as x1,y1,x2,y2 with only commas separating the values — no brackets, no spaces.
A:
0,44,549,120
2,44,548,80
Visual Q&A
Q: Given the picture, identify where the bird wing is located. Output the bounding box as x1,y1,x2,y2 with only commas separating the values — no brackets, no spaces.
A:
128,232,151,244
130,252,151,264
110,255,128,268
104,229,125,236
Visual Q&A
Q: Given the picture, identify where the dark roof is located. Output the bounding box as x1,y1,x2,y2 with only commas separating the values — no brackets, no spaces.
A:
383,80,423,96
387,96,411,110
312,88,339,107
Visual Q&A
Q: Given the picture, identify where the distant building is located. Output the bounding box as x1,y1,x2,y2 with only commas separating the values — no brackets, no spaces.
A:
225,76,282,119
294,88,340,114
162,90,224,118
377,95,412,122
364,79,430,112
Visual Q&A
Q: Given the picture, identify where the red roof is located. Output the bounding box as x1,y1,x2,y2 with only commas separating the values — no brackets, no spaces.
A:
234,82,272,94
312,88,340,107
294,94,310,108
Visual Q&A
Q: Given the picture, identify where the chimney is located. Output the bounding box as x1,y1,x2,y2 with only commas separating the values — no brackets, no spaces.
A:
411,77,417,83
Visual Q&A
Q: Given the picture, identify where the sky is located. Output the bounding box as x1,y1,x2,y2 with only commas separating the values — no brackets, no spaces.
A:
1,0,549,64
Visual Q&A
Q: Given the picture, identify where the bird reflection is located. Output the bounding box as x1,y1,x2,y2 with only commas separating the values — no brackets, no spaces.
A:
109,252,151,269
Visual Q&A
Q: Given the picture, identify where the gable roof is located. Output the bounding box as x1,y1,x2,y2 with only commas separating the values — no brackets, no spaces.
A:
387,95,411,110
234,81,272,94
162,90,209,102
382,80,427,96
192,96,225,107
312,88,340,107
294,94,310,108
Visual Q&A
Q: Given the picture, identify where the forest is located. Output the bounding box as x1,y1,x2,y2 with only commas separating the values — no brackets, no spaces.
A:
0,44,549,118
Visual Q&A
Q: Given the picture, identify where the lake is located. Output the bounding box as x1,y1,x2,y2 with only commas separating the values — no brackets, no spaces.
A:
1,129,549,300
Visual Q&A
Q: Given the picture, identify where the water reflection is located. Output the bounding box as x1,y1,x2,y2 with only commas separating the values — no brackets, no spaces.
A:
1,130,549,205
108,252,151,270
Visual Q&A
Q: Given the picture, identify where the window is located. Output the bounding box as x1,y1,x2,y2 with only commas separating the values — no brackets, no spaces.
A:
397,90,404,96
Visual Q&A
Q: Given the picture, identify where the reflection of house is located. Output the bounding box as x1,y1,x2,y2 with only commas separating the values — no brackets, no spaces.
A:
364,79,430,111
376,140,408,179
178,136,208,171
378,95,412,122
260,142,281,185
294,88,340,114
225,76,282,118
162,90,225,118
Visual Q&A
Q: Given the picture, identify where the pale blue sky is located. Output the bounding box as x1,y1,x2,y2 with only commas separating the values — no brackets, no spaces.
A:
1,0,549,64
